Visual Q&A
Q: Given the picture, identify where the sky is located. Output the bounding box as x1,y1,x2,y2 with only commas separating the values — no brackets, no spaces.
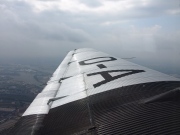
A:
0,0,180,75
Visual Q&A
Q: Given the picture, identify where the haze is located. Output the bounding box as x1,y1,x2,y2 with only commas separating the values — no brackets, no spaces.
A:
0,0,180,76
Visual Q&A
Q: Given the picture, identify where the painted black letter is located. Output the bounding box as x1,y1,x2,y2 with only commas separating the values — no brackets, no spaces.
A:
87,70,145,88
79,57,117,65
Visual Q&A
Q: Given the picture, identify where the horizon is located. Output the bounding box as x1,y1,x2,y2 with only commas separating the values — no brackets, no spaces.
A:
0,0,180,76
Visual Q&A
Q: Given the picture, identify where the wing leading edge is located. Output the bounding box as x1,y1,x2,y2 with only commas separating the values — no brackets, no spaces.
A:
10,48,180,135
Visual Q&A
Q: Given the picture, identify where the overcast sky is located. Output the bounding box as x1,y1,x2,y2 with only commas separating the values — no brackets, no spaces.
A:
0,0,180,74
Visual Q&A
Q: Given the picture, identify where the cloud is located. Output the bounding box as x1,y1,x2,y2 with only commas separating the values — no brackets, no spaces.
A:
20,0,180,18
0,0,180,66
0,1,91,41
79,0,102,7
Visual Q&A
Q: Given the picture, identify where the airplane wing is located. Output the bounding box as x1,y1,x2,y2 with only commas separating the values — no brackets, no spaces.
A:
9,48,180,135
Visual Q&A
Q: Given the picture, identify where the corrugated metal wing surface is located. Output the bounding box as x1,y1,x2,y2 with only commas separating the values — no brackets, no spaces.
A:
10,48,180,135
